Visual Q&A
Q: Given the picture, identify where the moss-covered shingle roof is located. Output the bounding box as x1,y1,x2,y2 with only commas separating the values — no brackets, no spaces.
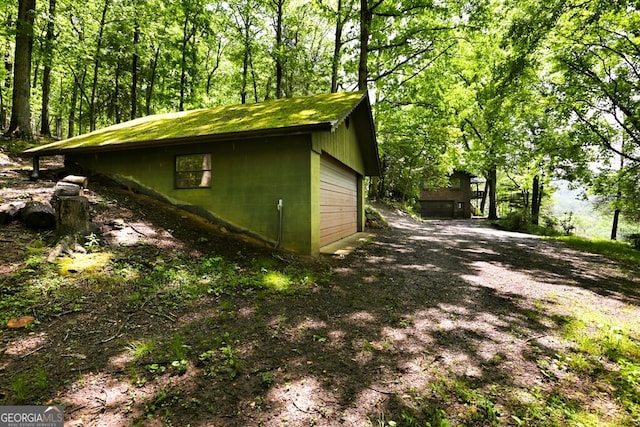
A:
24,91,370,157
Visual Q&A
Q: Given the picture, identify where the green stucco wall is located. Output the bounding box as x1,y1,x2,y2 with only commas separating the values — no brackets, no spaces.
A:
312,120,365,175
68,135,315,254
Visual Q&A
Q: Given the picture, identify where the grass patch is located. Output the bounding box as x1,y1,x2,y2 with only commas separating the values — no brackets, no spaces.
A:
552,236,640,268
558,308,640,425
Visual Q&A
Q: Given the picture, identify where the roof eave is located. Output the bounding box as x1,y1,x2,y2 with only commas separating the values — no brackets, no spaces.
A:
354,94,382,177
21,122,332,158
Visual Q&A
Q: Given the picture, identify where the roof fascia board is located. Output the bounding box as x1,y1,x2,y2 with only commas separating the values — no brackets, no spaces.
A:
21,122,332,157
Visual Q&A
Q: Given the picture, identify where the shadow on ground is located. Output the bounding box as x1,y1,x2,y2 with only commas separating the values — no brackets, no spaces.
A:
1,169,639,426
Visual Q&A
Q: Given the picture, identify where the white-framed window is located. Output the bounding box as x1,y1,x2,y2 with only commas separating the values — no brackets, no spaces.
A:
175,153,212,189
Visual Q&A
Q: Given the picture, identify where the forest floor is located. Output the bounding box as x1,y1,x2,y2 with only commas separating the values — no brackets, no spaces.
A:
1,153,639,426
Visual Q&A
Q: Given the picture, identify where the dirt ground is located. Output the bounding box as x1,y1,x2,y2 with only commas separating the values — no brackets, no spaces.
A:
1,154,639,426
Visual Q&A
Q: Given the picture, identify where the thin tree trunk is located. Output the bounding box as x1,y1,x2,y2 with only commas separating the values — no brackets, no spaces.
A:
131,18,139,120
358,0,371,91
179,6,198,112
241,25,250,104
331,0,344,93
68,79,77,138
3,13,13,129
206,40,222,95
611,205,621,240
488,166,498,220
480,180,489,215
40,0,56,136
145,46,159,115
89,0,110,132
531,174,540,225
179,14,189,111
0,87,5,130
273,0,284,99
249,49,258,103
611,149,624,240
114,62,121,123
6,0,36,139
1,22,8,130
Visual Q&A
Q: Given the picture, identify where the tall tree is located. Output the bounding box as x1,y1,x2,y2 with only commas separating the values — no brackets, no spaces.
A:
549,0,640,231
6,0,36,139
89,0,110,131
40,0,56,136
271,0,285,98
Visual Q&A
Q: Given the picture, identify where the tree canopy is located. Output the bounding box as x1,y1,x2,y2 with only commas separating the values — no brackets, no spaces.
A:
1,0,639,235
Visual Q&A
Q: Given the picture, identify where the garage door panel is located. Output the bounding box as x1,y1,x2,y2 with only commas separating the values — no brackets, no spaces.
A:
320,191,357,207
320,155,358,247
421,200,454,218
320,177,356,192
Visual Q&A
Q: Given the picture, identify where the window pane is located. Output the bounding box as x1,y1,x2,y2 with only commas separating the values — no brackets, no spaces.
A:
175,154,211,188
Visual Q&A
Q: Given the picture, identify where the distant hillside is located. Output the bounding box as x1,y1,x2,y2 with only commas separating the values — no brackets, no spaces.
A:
550,180,639,239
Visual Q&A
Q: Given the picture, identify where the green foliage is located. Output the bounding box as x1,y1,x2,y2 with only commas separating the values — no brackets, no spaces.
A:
553,236,640,268
198,343,242,379
625,234,640,250
497,210,529,232
8,367,48,404
559,311,640,424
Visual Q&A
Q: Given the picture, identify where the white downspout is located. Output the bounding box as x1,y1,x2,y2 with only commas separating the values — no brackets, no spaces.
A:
275,199,283,249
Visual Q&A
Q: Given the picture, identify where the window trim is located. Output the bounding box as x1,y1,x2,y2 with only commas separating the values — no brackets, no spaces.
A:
174,153,212,189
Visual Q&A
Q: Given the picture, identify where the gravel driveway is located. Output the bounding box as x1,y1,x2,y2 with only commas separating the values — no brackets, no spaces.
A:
2,159,639,425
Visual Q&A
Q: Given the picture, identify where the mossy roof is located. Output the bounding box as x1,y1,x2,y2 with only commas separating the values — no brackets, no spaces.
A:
24,91,372,157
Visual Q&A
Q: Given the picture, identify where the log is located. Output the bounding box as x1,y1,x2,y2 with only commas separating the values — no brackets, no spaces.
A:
53,181,82,198
61,175,88,188
53,195,90,235
0,202,25,224
21,201,56,229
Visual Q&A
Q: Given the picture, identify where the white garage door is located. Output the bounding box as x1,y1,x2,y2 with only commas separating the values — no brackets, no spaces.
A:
320,155,358,247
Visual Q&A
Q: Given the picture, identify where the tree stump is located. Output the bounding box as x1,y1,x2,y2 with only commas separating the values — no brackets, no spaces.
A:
21,201,56,229
53,196,90,236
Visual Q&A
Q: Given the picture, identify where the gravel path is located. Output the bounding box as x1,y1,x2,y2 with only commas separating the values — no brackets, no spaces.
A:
2,159,639,425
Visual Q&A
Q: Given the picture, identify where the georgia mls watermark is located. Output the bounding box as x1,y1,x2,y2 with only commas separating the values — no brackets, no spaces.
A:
0,406,64,427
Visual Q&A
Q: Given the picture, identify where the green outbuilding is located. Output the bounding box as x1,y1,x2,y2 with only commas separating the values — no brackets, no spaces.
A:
23,91,381,256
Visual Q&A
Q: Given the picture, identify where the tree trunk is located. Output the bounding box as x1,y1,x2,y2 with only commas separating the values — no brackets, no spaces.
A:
273,0,284,99
358,0,371,91
68,78,78,138
0,83,6,131
53,196,90,236
249,49,259,102
611,208,620,240
487,166,498,220
179,6,197,111
331,0,344,93
180,15,189,111
114,61,121,123
531,174,540,225
480,179,489,215
89,0,110,132
131,18,139,120
145,46,160,115
41,66,52,136
6,0,36,139
2,14,12,130
206,40,222,95
241,24,250,104
40,0,55,136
